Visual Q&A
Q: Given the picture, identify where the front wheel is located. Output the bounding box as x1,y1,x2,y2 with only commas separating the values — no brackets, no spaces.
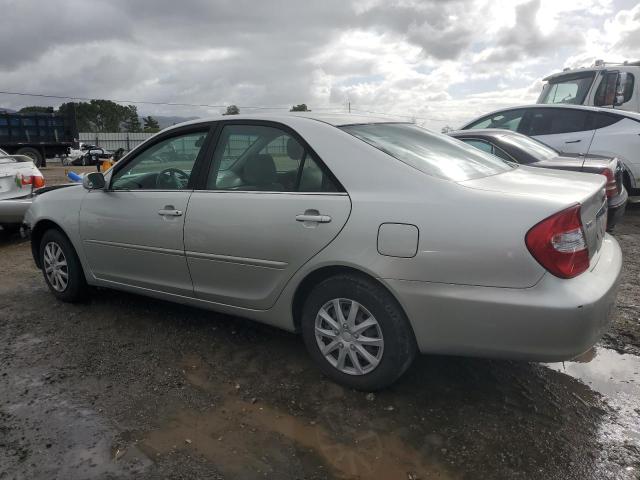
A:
301,274,417,391
39,229,89,302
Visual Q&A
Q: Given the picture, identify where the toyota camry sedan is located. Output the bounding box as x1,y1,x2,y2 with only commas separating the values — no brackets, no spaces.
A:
25,114,622,390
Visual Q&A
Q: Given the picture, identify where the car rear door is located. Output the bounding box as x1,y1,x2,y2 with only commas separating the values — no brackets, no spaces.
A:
184,121,351,310
79,125,213,296
520,107,595,155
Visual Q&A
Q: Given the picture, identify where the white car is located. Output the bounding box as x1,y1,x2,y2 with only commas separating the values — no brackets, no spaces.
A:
460,104,640,195
0,148,45,232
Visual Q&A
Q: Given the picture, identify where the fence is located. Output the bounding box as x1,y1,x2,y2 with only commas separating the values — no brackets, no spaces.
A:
79,132,289,158
79,132,155,152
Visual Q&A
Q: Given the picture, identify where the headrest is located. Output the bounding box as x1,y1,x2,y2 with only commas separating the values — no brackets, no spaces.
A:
287,137,305,161
243,154,277,185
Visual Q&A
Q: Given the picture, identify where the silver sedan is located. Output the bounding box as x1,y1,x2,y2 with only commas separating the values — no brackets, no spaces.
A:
25,114,622,390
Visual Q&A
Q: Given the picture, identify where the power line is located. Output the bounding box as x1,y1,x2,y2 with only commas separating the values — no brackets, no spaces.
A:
0,90,349,111
0,89,449,122
349,107,450,123
0,90,230,108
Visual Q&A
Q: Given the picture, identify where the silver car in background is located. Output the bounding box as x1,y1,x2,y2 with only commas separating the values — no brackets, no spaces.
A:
25,114,622,390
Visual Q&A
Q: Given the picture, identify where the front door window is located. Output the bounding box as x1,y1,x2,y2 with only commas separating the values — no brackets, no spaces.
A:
111,131,208,190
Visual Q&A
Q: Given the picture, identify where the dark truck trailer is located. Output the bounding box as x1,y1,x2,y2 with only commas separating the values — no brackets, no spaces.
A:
0,110,78,167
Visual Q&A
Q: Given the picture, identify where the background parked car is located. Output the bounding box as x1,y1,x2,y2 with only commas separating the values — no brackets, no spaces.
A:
449,128,627,230
0,149,45,233
460,104,640,195
70,144,113,166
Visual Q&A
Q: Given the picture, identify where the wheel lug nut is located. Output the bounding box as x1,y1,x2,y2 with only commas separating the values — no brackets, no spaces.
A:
350,344,356,350
342,323,347,329
339,342,344,348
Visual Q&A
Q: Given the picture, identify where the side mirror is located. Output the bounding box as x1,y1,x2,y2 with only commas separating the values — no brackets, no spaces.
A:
82,172,106,190
614,72,629,106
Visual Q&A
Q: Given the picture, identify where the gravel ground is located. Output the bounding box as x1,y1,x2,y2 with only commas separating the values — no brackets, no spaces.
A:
1,166,639,480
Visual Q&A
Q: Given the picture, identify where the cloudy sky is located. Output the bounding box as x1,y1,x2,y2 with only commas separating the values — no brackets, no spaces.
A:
1,0,640,130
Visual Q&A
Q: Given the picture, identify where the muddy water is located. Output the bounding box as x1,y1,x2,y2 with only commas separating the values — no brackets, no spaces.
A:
546,347,640,479
141,354,457,479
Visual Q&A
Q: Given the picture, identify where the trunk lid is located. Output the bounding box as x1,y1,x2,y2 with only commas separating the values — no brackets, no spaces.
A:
460,166,607,260
0,158,38,201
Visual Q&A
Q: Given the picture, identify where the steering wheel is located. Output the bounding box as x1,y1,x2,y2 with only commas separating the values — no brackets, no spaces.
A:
156,168,189,189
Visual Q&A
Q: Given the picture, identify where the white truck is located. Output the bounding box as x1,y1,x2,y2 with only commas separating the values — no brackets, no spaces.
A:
538,60,640,112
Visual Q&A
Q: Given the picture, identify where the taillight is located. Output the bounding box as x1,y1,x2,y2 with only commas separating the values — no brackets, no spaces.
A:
19,174,45,189
525,204,590,279
599,168,618,198
33,175,45,188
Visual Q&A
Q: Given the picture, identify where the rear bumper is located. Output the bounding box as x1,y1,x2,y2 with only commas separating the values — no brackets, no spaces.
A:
384,235,623,362
0,196,33,224
607,187,628,230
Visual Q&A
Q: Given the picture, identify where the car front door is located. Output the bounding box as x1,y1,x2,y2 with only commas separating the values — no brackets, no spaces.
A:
184,122,351,310
79,126,212,296
520,107,594,155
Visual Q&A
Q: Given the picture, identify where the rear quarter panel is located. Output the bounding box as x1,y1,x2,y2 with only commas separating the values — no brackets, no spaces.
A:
588,118,640,184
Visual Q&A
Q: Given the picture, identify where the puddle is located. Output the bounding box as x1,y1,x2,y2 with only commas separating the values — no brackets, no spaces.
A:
545,347,640,475
3,370,152,479
141,354,458,480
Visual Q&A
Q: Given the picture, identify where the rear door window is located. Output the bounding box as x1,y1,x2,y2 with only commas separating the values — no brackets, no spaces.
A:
591,112,623,130
522,108,590,136
206,124,341,192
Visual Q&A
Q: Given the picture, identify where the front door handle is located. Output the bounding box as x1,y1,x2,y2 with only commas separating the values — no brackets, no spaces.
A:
296,213,331,223
158,205,183,217
565,139,581,144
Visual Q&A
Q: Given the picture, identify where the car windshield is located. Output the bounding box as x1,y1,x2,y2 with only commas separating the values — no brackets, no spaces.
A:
538,72,595,105
340,123,516,181
498,133,558,161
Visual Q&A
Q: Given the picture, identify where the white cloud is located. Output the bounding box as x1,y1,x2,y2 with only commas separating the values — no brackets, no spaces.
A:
0,0,638,132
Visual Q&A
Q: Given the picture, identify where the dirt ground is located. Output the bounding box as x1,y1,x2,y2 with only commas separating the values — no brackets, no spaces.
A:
1,165,639,479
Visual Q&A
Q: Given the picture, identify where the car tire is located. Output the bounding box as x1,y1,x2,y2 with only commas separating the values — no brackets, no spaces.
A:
301,273,417,391
16,147,43,167
39,229,89,302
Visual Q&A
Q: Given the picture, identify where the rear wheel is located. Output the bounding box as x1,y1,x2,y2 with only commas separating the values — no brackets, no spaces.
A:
39,229,89,302
301,274,417,391
16,147,43,167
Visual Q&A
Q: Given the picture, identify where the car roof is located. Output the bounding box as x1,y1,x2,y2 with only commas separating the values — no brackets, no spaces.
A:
542,67,605,81
168,112,407,131
460,103,640,129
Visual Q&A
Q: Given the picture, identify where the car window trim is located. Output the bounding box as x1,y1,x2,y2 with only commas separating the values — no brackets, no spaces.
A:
195,119,346,193
107,122,216,192
458,136,520,164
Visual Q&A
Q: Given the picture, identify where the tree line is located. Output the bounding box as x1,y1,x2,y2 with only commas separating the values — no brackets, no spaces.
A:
19,100,313,131
19,101,160,133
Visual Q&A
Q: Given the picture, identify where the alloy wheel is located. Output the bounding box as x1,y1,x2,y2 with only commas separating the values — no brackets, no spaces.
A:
43,241,69,292
315,298,384,375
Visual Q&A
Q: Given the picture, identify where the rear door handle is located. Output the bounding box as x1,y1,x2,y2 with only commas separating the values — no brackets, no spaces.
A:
296,214,331,223
565,139,581,144
158,205,183,216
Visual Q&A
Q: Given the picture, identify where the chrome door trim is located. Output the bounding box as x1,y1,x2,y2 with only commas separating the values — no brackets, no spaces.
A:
84,239,184,257
191,190,349,196
185,250,288,269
